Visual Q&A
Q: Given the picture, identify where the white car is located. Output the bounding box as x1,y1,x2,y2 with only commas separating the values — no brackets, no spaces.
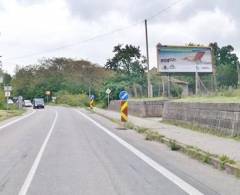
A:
23,100,32,107
7,99,14,104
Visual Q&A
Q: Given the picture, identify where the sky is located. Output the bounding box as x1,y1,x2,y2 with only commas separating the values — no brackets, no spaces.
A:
0,0,239,74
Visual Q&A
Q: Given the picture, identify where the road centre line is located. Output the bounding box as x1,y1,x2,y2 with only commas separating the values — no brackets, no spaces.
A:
0,110,36,131
76,109,204,195
18,111,58,195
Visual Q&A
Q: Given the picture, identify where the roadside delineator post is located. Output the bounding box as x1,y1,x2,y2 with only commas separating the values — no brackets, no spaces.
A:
89,95,95,109
119,91,128,129
120,100,128,122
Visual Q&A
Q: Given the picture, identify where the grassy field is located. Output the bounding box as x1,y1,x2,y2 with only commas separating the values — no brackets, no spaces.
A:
129,97,168,101
129,96,240,103
0,109,25,121
129,89,240,103
174,96,240,103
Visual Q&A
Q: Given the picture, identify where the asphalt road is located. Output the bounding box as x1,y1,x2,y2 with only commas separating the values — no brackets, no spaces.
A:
0,106,239,195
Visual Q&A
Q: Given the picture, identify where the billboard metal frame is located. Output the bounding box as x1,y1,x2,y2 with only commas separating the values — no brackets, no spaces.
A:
156,43,216,95
157,44,213,74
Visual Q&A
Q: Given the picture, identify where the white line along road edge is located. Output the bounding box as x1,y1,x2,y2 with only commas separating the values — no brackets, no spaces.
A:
18,111,58,195
76,110,204,195
0,110,36,131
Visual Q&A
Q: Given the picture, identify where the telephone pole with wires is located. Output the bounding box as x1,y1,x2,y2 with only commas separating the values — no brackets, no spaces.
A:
145,19,152,98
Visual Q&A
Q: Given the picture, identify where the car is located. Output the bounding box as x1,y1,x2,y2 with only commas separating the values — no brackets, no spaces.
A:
23,100,32,107
7,99,14,104
33,98,45,109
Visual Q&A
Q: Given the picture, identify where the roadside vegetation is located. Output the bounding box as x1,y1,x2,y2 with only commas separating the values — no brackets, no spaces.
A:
0,109,25,121
0,42,238,107
55,92,89,107
9,44,147,107
174,88,240,103
0,82,25,121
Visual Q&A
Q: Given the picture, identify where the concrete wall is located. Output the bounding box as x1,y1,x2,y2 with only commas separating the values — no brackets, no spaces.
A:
108,100,167,117
163,102,240,136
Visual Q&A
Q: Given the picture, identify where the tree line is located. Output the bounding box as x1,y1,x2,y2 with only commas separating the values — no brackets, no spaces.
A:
1,42,239,106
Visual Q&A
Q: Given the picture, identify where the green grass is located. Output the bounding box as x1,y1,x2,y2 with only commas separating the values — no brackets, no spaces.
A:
135,126,149,134
0,109,25,121
130,94,240,103
129,97,168,101
169,139,181,151
169,88,240,103
145,131,165,142
56,94,89,107
174,96,240,103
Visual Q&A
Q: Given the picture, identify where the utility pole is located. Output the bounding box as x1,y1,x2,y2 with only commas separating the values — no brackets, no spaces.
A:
145,19,152,98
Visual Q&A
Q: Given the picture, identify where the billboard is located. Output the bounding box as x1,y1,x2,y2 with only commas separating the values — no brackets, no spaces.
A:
157,45,213,73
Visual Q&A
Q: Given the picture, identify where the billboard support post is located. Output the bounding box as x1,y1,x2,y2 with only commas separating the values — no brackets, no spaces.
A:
163,79,165,96
168,73,170,97
195,64,198,95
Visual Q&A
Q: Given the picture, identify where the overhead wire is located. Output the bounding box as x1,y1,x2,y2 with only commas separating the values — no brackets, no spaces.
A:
4,0,184,62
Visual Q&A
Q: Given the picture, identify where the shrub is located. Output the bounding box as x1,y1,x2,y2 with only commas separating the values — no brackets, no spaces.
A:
125,122,134,129
145,131,164,141
170,84,183,98
136,127,149,134
56,93,89,107
202,153,211,164
219,155,236,170
0,90,5,109
169,139,181,151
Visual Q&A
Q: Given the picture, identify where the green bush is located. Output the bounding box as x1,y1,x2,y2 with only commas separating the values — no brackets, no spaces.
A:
145,131,164,142
0,90,5,109
169,139,181,151
170,84,183,98
56,93,89,107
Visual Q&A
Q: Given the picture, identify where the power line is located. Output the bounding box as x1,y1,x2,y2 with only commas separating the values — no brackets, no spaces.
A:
147,0,184,21
4,22,142,61
4,0,184,61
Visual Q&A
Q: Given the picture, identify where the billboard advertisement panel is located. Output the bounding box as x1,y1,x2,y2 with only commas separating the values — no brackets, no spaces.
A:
157,45,213,73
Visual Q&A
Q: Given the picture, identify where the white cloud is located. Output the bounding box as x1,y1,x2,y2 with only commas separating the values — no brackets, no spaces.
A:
0,0,239,74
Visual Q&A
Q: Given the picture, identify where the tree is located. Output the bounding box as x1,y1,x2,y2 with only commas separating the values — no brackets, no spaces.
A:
209,43,240,88
105,44,147,97
3,73,12,85
11,58,111,100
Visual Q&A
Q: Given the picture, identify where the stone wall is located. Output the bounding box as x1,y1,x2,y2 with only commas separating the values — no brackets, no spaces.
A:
108,100,167,117
163,102,240,136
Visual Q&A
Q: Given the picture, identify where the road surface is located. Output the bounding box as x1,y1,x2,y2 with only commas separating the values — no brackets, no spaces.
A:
0,106,239,195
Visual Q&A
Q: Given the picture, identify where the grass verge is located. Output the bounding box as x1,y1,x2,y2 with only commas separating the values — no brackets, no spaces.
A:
0,109,25,121
174,96,240,103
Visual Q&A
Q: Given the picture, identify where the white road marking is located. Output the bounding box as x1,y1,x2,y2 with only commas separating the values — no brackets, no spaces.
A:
76,110,204,195
18,111,58,195
0,110,36,131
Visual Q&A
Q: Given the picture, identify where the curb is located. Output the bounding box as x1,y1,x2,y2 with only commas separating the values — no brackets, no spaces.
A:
93,109,240,178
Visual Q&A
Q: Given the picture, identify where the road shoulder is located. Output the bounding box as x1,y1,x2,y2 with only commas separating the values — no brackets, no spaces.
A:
92,107,240,178
80,108,240,195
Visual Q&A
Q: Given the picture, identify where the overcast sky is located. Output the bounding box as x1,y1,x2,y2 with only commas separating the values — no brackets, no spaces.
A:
0,0,239,74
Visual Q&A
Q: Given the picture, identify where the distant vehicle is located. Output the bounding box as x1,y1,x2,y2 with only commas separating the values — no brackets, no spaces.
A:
33,98,45,109
7,99,14,104
23,100,32,107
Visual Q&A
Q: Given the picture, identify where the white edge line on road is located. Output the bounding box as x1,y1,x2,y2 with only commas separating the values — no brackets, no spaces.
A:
76,110,204,195
0,110,36,131
18,111,58,195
